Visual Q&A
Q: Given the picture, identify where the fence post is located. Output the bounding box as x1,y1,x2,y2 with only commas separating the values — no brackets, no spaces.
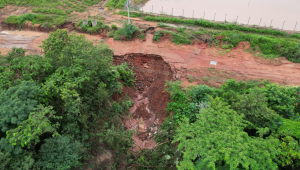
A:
183,9,184,17
172,8,173,16
142,6,143,12
282,21,285,30
162,6,163,14
295,22,298,31
152,5,153,13
270,19,273,27
193,10,194,18
203,12,205,19
236,16,238,23
247,17,250,25
214,13,216,21
259,18,262,26
225,14,227,22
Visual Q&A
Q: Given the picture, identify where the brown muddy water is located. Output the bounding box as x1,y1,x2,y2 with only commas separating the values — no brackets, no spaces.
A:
140,0,300,31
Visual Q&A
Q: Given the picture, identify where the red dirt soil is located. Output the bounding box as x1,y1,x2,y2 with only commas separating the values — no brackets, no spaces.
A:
114,54,173,151
105,35,300,86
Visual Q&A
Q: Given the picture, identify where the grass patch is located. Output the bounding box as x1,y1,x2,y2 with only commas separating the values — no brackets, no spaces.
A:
144,15,300,39
157,23,169,28
118,11,142,18
105,0,127,9
4,13,66,29
32,8,66,15
153,29,194,45
211,30,300,62
153,26,300,62
0,0,101,13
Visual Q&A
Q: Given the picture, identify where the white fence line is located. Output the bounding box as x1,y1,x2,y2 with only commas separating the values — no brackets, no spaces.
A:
126,5,299,31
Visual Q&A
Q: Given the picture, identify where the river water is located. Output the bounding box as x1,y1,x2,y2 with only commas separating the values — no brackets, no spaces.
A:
140,0,300,31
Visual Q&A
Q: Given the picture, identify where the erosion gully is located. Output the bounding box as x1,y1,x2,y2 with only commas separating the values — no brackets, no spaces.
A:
114,53,173,151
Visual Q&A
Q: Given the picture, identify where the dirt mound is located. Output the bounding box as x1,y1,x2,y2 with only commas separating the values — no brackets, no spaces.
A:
113,53,173,151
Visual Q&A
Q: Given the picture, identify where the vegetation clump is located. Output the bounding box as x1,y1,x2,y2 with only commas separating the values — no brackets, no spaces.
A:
32,8,66,15
118,11,142,18
105,0,127,9
153,26,300,62
145,15,300,38
75,19,109,34
160,79,300,169
153,28,193,45
211,30,300,62
4,13,66,29
0,29,135,170
0,0,102,11
113,22,138,40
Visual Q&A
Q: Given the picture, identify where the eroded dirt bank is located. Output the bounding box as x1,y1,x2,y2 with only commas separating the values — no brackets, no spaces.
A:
106,35,300,86
113,53,173,151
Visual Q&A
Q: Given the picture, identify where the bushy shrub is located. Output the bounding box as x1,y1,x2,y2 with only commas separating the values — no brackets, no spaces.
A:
111,24,117,30
153,30,164,42
114,22,137,40
116,63,135,86
76,19,109,34
0,81,39,132
65,9,73,14
3,15,18,24
36,135,83,170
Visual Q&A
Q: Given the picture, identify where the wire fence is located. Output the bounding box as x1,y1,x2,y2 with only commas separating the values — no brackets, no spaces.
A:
125,4,299,31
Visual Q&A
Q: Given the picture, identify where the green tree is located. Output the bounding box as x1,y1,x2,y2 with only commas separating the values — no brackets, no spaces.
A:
0,29,136,169
135,116,182,169
0,81,39,132
232,88,280,129
263,83,298,119
0,138,35,170
6,105,60,147
41,29,70,68
216,79,262,105
173,96,280,170
275,119,300,168
0,48,52,90
36,135,83,170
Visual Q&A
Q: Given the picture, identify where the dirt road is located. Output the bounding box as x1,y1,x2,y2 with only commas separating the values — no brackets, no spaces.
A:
1,29,300,85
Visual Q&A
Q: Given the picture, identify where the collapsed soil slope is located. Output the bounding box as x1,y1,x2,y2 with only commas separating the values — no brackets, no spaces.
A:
114,53,173,151
106,34,300,86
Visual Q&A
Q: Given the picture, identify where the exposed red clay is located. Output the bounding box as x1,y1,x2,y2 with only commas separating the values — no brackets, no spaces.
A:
105,34,300,85
114,54,173,152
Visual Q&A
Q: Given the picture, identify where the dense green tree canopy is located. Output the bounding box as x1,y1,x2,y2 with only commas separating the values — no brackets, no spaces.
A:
36,135,83,170
164,80,300,169
0,81,39,132
174,96,280,170
232,88,280,129
0,29,135,170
